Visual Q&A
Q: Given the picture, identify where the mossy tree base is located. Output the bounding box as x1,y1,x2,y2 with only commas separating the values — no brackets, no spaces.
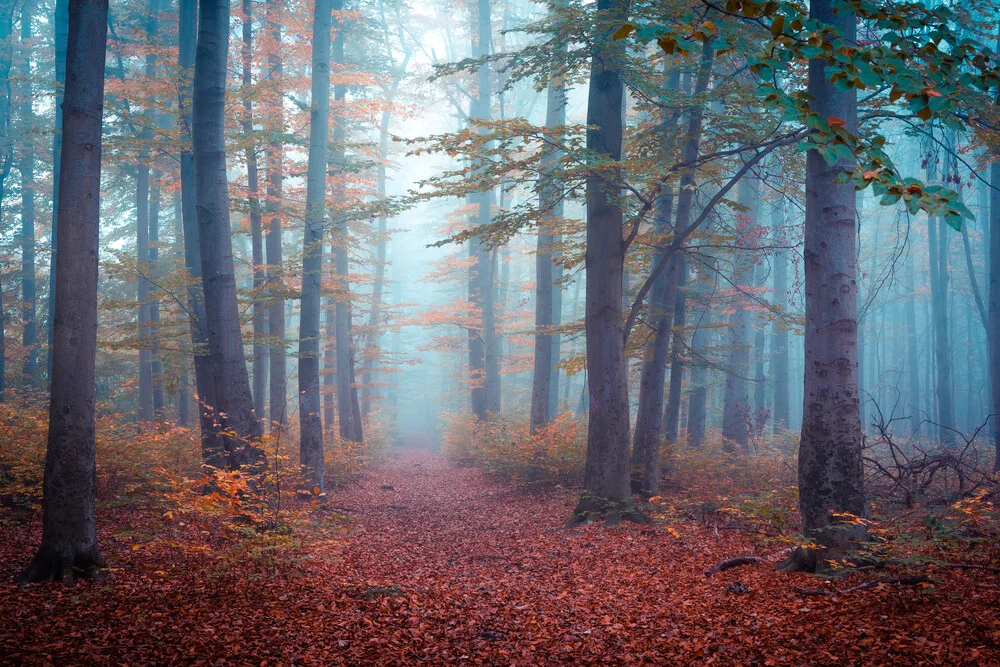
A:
776,546,818,574
569,493,650,527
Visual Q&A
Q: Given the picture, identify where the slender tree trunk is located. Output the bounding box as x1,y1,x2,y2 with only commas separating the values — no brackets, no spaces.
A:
324,290,336,430
663,257,687,447
265,0,285,427
575,0,635,515
990,55,1000,469
927,137,955,444
149,170,164,417
137,152,152,421
242,0,267,415
331,4,363,444
632,46,711,489
771,198,789,432
720,175,758,452
0,3,7,402
22,0,109,584
783,0,867,572
686,261,715,447
529,37,567,434
46,0,67,381
178,0,220,463
193,0,262,468
298,0,333,491
20,2,37,385
905,250,921,434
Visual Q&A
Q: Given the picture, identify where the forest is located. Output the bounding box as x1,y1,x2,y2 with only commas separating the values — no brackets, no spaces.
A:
2,0,1000,663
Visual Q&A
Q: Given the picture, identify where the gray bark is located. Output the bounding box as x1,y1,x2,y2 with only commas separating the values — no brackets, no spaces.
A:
770,198,789,432
298,0,333,491
265,0,285,426
793,0,867,560
193,0,262,468
20,1,37,384
22,0,109,584
46,0,67,381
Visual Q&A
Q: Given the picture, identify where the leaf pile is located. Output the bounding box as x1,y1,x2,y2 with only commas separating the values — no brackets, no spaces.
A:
2,450,999,665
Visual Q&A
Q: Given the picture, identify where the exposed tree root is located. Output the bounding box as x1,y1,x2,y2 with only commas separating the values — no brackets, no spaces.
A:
19,544,106,586
705,556,765,576
776,546,818,574
569,493,650,527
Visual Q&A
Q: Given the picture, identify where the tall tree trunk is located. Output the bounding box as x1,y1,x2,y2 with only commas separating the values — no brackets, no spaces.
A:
135,0,159,422
193,0,262,469
575,0,634,515
46,0,68,381
324,290,336,430
265,0,285,427
242,0,267,415
686,261,715,447
632,45,711,490
990,50,1000,469
149,169,164,417
298,0,333,491
0,2,9,404
905,250,921,434
178,0,220,463
331,2,363,444
529,33,566,434
928,137,955,445
783,0,867,572
720,175,758,452
22,0,109,584
771,197,789,432
663,257,686,448
20,1,37,385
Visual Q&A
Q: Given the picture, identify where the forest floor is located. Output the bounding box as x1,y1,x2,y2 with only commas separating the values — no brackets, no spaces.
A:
2,448,1000,665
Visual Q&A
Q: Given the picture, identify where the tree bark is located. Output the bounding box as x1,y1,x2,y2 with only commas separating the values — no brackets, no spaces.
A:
786,0,867,569
720,175,758,452
46,0,68,381
242,0,267,416
265,0,286,427
193,0,262,469
663,257,687,448
0,3,10,404
298,0,333,492
927,137,955,445
331,3,363,444
19,1,37,385
529,33,566,434
178,0,220,463
575,0,634,514
22,0,109,584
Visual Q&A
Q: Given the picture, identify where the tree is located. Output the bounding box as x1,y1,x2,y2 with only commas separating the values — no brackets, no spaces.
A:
19,0,37,385
574,0,638,521
265,0,286,427
193,0,262,468
781,0,867,572
529,10,567,435
299,0,334,492
0,0,11,403
178,0,220,462
22,0,109,584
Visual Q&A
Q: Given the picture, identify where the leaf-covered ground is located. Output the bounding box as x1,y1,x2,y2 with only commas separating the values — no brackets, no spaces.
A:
2,449,999,665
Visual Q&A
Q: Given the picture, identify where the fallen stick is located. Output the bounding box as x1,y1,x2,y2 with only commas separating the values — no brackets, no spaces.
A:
705,556,765,576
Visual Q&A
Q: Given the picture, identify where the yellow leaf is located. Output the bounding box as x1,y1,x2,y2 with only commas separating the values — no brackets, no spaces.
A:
770,15,785,38
613,24,635,41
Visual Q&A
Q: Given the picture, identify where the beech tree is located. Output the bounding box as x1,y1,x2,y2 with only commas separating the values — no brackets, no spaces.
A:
22,0,109,584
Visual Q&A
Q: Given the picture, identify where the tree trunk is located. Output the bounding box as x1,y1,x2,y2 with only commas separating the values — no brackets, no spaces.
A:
928,138,955,445
242,0,267,416
265,0,286,427
46,0,68,381
905,251,921,435
529,40,566,434
178,0,220,463
686,261,715,447
771,198,789,432
20,2,37,385
784,0,867,571
575,0,635,516
298,0,333,492
0,2,8,403
331,3,363,444
193,0,262,469
990,72,1000,469
720,175,758,452
149,169,164,417
663,257,687,448
22,0,109,584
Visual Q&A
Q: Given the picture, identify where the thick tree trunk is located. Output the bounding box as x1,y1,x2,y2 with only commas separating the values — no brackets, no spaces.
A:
990,104,1000,470
193,0,262,469
46,0,67,381
20,3,37,385
242,0,267,416
0,2,8,404
265,0,285,427
575,0,636,516
331,4,363,444
720,175,759,452
22,0,109,584
298,0,333,492
785,0,867,571
178,0,220,463
529,45,566,434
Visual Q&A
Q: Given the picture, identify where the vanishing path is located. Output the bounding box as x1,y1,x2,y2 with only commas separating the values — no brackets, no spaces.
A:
3,448,995,665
